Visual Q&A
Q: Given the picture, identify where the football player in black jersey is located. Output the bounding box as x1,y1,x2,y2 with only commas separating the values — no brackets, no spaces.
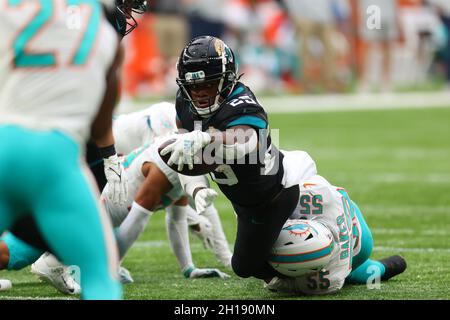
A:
162,36,304,281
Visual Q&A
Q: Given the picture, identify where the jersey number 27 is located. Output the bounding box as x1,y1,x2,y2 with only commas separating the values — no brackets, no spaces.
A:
8,0,101,68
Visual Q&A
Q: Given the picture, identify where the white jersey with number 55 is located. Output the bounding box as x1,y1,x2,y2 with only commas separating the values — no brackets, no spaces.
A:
0,0,118,144
289,175,363,294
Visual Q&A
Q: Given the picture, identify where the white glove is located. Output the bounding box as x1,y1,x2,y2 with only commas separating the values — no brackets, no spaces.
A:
104,154,128,205
160,130,211,171
185,267,230,279
194,188,218,214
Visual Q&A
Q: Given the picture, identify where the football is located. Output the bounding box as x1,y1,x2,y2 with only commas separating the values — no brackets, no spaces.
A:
158,138,219,176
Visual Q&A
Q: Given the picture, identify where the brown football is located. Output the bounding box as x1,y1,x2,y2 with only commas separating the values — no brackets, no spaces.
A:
158,138,219,176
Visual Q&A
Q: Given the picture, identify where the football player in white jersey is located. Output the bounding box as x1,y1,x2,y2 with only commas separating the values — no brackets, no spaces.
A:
0,0,149,296
111,102,233,267
0,0,123,299
265,175,407,295
106,142,230,280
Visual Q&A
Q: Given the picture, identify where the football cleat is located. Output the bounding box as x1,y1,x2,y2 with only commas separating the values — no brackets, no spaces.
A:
31,253,80,295
379,255,407,281
118,266,134,284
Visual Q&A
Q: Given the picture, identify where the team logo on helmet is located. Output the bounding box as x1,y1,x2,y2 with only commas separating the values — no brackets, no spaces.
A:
283,221,318,237
214,39,225,56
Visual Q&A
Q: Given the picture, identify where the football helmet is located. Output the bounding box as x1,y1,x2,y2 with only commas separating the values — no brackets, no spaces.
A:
116,0,148,36
269,219,335,277
176,36,239,118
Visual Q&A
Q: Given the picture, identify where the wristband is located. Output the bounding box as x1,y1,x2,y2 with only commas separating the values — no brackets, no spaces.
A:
99,144,116,159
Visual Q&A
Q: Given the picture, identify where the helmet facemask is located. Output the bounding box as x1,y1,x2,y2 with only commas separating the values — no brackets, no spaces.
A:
116,0,147,36
177,70,237,118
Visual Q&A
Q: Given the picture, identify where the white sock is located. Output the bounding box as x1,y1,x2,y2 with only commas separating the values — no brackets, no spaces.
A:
116,201,153,259
202,205,233,265
186,204,201,226
165,205,194,272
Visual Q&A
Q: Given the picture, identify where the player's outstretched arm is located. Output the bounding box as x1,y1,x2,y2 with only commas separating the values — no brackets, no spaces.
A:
90,43,128,205
90,43,123,142
160,125,258,172
116,162,171,259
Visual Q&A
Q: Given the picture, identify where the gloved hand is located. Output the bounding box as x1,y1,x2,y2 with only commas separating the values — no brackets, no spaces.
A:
104,154,128,205
160,131,211,171
194,188,218,214
184,266,230,279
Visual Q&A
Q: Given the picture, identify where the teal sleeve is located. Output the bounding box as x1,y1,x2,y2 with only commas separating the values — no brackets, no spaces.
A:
226,115,267,129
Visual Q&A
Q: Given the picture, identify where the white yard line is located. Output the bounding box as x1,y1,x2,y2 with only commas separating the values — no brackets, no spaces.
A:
259,91,450,113
117,91,450,115
329,173,450,184
373,246,450,253
132,240,450,254
0,296,76,300
371,228,449,236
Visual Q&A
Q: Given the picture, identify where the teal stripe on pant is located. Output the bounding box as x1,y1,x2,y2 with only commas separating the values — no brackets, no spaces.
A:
345,199,385,284
0,125,122,299
350,200,373,270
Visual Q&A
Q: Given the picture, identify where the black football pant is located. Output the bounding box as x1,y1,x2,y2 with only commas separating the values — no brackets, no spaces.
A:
231,184,300,280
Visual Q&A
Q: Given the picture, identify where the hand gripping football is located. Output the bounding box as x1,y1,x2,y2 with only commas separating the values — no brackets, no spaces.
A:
158,138,218,176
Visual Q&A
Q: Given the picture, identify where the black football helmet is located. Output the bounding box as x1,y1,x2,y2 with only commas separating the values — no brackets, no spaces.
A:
116,0,148,36
176,36,239,118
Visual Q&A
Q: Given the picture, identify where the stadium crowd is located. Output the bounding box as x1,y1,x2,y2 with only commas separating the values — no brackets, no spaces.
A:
121,0,450,98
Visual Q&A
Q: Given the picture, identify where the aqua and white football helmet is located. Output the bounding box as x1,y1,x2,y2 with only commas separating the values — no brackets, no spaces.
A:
269,219,335,277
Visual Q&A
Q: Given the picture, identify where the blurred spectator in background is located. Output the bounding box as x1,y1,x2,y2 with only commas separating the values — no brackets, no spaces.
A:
123,1,188,99
429,0,450,88
182,0,227,39
223,0,299,92
151,0,188,94
119,0,450,99
357,0,402,93
281,0,342,92
122,12,164,99
397,0,445,86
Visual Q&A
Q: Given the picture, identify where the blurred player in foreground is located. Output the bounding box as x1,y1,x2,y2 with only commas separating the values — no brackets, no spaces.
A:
0,0,122,299
0,0,147,296
1,102,233,294
35,103,232,292
266,175,407,295
31,134,229,295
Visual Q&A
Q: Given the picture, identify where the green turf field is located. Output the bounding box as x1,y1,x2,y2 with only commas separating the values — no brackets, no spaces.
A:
1,106,449,300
